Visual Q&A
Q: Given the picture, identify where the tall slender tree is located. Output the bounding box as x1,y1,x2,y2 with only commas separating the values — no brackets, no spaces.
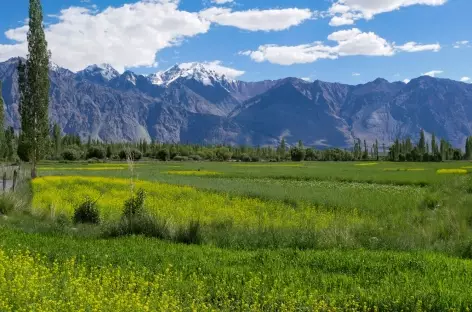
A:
0,80,5,157
418,129,426,154
18,0,50,178
52,123,61,158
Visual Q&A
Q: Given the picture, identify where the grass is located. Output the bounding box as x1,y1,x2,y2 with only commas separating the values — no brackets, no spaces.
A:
0,226,472,311
3,160,472,310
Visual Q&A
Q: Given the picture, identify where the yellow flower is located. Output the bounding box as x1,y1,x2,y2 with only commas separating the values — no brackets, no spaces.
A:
436,169,468,174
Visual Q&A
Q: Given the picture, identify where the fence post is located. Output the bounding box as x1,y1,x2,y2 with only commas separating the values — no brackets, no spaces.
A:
2,172,6,192
12,170,18,192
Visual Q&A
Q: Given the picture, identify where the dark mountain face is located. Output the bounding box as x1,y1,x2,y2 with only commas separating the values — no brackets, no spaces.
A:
1,57,472,148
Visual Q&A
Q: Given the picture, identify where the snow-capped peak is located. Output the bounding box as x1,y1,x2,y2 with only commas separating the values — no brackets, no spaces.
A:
49,61,60,71
82,63,119,81
148,62,244,87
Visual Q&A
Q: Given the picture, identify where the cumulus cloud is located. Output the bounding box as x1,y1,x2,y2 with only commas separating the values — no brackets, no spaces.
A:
199,60,245,79
211,0,233,3
454,40,469,48
241,28,437,65
0,0,212,72
460,76,471,83
0,0,315,72
403,79,410,84
199,7,314,31
352,72,360,76
423,70,443,77
329,0,447,26
395,42,441,52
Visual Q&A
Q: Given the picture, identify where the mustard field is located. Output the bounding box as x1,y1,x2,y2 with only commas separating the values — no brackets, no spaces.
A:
3,160,472,310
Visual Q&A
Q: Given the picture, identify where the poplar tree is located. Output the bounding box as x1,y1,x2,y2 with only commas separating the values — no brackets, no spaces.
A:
18,0,50,178
418,129,426,154
0,80,4,156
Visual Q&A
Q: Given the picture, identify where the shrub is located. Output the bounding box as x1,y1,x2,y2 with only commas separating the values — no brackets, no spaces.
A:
189,155,202,161
61,149,80,161
118,149,142,161
123,189,146,217
176,220,202,245
86,147,106,159
156,149,170,161
290,147,306,162
73,198,100,224
173,156,189,162
0,195,15,215
241,153,252,162
103,213,171,240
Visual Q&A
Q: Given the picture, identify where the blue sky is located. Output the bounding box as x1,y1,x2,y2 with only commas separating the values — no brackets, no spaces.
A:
0,0,471,84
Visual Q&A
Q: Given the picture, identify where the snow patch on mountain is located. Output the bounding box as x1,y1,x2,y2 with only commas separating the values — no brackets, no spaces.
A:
148,61,245,87
82,64,120,81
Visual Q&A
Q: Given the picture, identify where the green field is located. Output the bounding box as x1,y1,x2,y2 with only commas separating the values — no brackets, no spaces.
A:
2,160,472,310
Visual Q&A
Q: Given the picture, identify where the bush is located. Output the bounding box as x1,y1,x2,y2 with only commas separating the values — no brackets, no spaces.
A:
118,149,142,161
241,153,252,162
176,220,202,245
0,195,15,215
61,149,80,161
156,149,170,161
123,189,146,217
173,156,189,162
73,198,100,225
86,147,106,159
189,155,202,161
103,213,171,240
290,147,306,162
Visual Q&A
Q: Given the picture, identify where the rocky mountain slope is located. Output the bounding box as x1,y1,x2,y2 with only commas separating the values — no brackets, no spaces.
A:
1,57,472,148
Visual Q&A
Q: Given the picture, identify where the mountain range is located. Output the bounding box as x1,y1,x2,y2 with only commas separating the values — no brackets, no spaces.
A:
1,57,472,148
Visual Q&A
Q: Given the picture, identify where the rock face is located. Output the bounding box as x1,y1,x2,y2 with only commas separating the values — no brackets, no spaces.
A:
1,57,472,148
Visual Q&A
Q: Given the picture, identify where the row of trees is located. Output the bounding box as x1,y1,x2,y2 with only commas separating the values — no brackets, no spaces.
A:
387,130,463,162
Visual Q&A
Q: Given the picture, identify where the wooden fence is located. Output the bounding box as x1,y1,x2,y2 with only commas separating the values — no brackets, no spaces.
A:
0,165,22,193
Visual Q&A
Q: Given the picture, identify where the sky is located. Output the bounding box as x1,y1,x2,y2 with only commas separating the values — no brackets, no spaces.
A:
0,0,471,84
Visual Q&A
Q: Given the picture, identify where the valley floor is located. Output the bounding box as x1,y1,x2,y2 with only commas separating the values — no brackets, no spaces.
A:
1,160,472,310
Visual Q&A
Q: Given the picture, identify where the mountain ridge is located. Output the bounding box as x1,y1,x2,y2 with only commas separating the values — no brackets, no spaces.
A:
1,57,472,148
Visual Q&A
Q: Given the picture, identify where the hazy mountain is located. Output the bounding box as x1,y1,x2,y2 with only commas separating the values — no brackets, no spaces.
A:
1,57,472,148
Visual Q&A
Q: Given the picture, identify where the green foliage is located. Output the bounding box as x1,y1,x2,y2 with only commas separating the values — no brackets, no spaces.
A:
156,149,170,161
73,198,100,225
103,213,171,240
118,148,142,161
61,148,80,161
176,220,202,245
290,147,306,161
86,146,106,159
123,189,146,217
18,0,50,176
0,80,4,155
0,195,15,215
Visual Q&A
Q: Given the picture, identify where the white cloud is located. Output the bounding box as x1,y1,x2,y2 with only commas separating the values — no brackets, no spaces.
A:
329,0,447,26
241,28,441,65
395,42,441,52
240,28,397,65
403,79,410,84
0,0,211,72
211,0,233,4
454,40,469,48
460,76,471,83
0,0,315,72
352,72,360,76
200,60,245,79
423,70,443,77
199,7,314,31
301,77,312,82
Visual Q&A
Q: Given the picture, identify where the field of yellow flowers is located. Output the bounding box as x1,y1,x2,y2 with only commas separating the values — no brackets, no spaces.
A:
2,161,472,310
